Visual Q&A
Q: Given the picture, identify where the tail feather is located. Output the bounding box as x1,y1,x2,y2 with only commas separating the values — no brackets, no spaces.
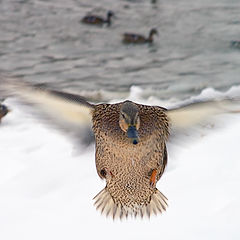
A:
93,187,168,219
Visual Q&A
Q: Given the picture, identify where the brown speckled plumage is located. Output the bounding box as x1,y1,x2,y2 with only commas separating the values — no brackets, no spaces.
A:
92,101,169,218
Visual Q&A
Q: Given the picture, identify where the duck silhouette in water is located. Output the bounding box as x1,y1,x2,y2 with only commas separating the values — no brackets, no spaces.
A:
81,11,114,26
123,28,158,44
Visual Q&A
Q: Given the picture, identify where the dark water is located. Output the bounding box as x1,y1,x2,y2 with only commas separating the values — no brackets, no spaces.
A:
1,0,240,101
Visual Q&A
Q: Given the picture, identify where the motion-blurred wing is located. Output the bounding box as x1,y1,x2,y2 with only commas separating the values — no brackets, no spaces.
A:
0,77,95,144
167,99,240,134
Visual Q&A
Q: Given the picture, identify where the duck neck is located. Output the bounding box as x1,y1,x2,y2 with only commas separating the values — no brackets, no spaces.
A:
147,32,154,43
106,15,111,26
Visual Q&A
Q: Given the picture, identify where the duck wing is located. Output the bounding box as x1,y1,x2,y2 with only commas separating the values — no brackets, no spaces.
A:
0,76,95,144
81,15,104,24
123,33,146,43
166,98,240,141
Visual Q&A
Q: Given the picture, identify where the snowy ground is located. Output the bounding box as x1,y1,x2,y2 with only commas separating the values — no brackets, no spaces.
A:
0,87,240,240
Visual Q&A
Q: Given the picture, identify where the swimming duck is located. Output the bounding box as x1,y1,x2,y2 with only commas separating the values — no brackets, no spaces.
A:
0,103,9,123
81,11,114,26
1,79,239,218
122,28,158,44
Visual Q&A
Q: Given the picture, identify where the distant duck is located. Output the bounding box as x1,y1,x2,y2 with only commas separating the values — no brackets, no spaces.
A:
122,28,158,44
231,41,240,48
81,11,114,26
0,104,9,123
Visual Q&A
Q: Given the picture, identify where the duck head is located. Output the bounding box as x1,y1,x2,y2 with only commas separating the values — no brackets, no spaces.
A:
119,101,140,144
106,11,114,26
148,28,158,42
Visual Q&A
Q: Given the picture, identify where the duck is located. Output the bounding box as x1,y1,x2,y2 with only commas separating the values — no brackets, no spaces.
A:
1,79,239,218
81,11,114,26
122,28,158,44
0,103,9,123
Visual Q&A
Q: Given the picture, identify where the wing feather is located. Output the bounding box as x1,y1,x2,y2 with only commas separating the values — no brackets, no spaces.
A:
1,77,94,126
0,77,95,144
167,99,240,130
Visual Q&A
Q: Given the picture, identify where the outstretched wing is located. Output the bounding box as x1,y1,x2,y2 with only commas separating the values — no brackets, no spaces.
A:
0,76,95,144
166,99,240,139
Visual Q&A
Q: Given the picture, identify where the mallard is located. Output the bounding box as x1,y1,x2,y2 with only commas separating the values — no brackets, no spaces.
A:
1,79,239,218
81,11,114,26
0,103,9,123
122,28,158,44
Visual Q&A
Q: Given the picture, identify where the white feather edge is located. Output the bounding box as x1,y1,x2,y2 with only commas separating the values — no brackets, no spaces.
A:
4,81,94,126
167,99,240,129
93,188,168,219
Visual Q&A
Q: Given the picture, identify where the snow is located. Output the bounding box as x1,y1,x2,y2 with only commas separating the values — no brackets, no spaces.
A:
0,87,240,240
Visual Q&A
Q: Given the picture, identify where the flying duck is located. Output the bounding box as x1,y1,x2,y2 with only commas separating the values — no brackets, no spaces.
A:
1,78,239,219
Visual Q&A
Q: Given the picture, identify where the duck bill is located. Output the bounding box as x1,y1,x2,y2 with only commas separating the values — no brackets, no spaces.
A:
127,125,139,144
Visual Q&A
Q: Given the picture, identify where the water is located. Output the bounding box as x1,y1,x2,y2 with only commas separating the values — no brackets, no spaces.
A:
1,0,240,101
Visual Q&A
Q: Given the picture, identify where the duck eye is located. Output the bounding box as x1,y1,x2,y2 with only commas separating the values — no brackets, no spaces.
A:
100,169,107,178
121,113,126,119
